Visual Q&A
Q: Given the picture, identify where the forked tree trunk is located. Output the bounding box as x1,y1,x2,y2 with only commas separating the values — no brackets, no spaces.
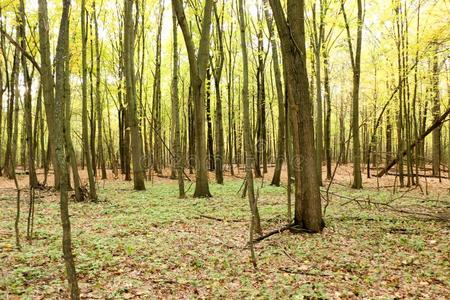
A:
173,0,213,197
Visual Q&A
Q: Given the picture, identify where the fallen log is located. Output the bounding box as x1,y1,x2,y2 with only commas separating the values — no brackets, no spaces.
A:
377,107,450,177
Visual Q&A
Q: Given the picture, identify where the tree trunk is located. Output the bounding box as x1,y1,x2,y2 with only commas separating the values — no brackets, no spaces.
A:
239,0,262,236
152,5,164,175
80,0,98,200
212,3,225,184
171,9,185,197
124,0,146,190
341,0,363,189
263,1,285,187
431,43,440,177
54,0,80,297
206,68,215,171
93,2,107,180
323,48,332,180
173,0,213,197
19,0,39,187
3,46,18,179
269,0,323,232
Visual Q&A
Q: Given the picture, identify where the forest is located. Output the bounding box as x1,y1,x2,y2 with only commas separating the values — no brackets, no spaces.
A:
0,0,449,298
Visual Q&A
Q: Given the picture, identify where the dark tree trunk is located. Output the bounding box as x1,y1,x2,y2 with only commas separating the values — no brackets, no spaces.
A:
269,0,323,232
124,0,146,190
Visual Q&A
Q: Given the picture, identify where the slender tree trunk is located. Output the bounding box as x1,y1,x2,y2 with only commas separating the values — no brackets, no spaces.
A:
323,48,332,179
341,0,363,189
213,3,225,184
312,1,324,185
54,1,80,297
19,0,38,187
431,43,440,177
206,68,215,171
89,16,97,177
339,97,346,164
152,5,164,175
3,48,18,179
124,0,146,190
93,2,107,180
239,0,262,235
80,0,98,200
171,9,185,197
263,1,285,186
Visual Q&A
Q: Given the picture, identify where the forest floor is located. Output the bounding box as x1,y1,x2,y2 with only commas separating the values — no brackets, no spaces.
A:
0,166,449,299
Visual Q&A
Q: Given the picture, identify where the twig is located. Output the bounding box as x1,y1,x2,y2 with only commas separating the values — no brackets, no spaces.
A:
198,214,245,222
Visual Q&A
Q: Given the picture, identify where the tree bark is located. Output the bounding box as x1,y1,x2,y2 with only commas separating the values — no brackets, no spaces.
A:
269,0,323,232
54,0,80,297
93,1,107,180
19,0,39,187
173,0,213,197
239,0,262,236
171,5,185,197
341,0,363,189
80,0,98,200
212,3,225,184
263,1,285,187
431,43,440,177
124,0,146,190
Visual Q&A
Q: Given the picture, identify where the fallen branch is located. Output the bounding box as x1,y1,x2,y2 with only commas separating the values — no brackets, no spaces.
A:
248,223,315,245
198,214,245,223
378,107,450,177
329,191,450,222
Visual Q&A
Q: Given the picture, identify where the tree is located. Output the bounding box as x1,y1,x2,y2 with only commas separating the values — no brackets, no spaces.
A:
311,0,325,185
123,0,146,190
152,2,164,175
264,0,285,187
341,0,363,189
173,0,213,197
269,0,324,232
94,1,107,180
171,3,185,197
53,0,80,297
80,0,98,200
18,0,39,187
238,0,262,236
431,42,440,177
212,2,225,184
